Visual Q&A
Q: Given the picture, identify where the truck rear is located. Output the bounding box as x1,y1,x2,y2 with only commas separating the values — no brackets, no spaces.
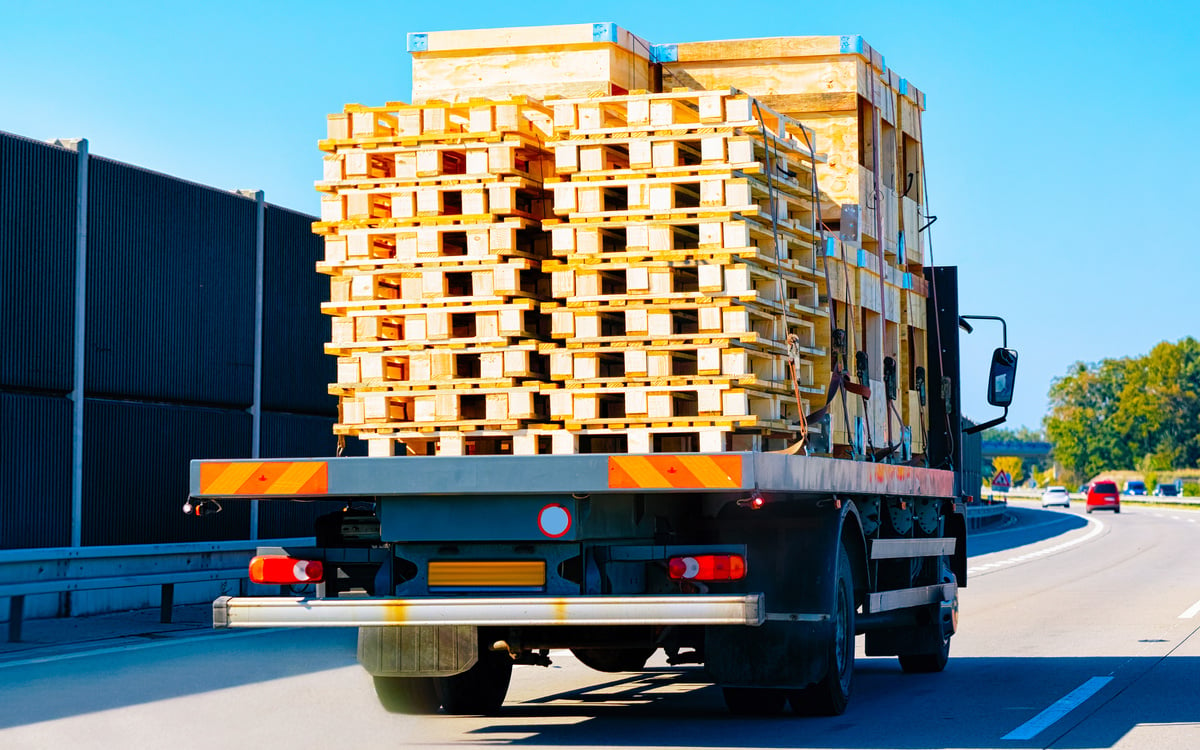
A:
188,25,1017,715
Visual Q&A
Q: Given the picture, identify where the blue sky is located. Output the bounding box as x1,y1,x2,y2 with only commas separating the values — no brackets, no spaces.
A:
3,0,1197,431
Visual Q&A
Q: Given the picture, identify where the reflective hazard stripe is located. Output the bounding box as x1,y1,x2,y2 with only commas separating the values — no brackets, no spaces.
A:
199,462,328,496
608,455,742,489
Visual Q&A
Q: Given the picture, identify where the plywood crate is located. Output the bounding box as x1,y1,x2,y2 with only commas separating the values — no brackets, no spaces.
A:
409,23,653,104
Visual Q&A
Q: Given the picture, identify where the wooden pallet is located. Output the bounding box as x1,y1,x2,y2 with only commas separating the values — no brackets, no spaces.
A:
356,424,799,457
340,383,552,427
328,259,545,306
335,344,546,387
328,300,544,350
320,218,548,266
324,97,554,144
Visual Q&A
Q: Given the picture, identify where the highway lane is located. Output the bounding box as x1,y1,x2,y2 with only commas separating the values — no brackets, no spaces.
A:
1,503,1199,749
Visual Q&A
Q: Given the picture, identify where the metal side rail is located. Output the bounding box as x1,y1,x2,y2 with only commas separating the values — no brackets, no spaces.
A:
214,594,766,628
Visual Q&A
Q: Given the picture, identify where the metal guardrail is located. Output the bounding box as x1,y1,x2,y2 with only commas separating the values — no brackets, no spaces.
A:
0,538,311,643
964,501,1008,531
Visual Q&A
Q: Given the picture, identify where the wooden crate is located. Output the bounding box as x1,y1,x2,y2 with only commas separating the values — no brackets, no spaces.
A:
409,23,652,104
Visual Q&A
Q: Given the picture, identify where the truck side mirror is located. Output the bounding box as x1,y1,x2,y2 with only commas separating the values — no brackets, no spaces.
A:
987,348,1018,407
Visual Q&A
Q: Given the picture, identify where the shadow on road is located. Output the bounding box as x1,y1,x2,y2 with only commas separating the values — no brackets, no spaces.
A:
462,655,1199,749
968,506,1088,557
0,628,359,730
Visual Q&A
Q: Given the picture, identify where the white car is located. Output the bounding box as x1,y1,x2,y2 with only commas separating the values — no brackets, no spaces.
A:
1041,486,1071,508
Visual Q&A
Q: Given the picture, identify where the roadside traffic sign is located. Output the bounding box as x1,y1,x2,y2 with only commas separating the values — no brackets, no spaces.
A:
990,470,1012,493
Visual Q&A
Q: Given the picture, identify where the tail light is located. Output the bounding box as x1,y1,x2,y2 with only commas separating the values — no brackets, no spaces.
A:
668,554,746,581
249,555,324,584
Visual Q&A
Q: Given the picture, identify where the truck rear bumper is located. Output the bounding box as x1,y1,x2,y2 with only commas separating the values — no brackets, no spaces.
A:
214,594,765,628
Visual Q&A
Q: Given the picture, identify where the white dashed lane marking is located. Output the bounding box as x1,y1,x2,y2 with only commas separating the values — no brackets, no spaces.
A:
968,517,1106,576
1002,676,1114,740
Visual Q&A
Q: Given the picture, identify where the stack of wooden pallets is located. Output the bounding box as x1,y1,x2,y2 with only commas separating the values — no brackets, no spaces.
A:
313,25,937,459
314,98,560,457
657,35,932,458
538,89,828,454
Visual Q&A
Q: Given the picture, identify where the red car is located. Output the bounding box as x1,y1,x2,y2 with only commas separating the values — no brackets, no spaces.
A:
1086,480,1121,514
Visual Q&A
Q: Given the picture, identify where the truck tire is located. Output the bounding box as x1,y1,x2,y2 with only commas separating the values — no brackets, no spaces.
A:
435,648,513,715
372,676,441,714
899,571,956,674
571,647,656,673
788,545,855,716
722,687,787,715
899,635,950,673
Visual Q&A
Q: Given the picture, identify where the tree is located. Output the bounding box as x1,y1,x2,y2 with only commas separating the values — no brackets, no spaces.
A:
1044,338,1200,481
992,456,1023,484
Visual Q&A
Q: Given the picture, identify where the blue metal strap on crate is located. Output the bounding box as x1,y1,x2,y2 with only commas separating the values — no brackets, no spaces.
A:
651,44,679,63
592,22,618,43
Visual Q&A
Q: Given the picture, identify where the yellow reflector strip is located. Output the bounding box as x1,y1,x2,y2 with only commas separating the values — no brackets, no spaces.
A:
428,561,546,588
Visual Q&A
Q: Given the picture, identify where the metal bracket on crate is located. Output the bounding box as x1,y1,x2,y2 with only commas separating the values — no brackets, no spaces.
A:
807,413,831,455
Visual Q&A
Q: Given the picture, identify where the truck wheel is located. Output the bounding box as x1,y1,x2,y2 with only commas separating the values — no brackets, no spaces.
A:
898,612,951,674
722,687,787,715
571,647,656,673
372,676,441,714
899,635,950,673
788,545,855,716
435,649,513,715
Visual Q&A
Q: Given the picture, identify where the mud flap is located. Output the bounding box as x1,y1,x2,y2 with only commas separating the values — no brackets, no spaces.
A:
358,625,478,677
705,621,829,688
705,505,854,688
865,617,945,656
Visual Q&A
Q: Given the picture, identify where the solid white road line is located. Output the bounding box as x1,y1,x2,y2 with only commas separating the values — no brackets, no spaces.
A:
1002,676,1114,741
968,517,1106,576
1179,598,1200,619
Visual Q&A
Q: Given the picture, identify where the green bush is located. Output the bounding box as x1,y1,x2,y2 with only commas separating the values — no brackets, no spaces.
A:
1183,483,1200,497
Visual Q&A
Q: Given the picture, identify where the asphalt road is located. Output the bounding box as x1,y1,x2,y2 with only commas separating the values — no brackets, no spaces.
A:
2,501,1199,749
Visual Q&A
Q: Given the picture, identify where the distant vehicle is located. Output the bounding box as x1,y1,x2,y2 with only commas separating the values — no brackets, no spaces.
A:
1078,483,1091,498
1041,486,1070,508
1152,484,1179,497
1087,481,1121,514
1124,480,1147,496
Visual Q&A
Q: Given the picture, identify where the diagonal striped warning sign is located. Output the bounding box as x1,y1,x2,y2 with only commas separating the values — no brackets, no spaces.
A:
199,461,328,496
608,455,743,489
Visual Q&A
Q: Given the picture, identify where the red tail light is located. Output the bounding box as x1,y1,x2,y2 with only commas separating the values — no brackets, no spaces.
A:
668,554,746,581
249,555,324,584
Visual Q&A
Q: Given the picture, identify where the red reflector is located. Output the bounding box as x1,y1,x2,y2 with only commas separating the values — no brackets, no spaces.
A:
249,555,324,584
668,554,746,581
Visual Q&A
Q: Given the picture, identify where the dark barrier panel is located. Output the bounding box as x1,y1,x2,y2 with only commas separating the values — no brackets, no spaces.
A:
0,391,72,549
85,158,256,407
262,205,335,415
257,411,364,538
0,133,77,393
82,398,252,545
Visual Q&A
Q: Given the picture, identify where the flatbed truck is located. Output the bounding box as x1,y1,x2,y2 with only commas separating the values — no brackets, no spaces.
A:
188,266,1015,716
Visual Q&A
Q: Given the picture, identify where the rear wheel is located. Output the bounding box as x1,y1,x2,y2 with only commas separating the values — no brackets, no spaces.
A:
788,545,855,716
899,632,950,673
372,676,441,714
900,572,956,674
722,687,787,715
435,648,513,715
